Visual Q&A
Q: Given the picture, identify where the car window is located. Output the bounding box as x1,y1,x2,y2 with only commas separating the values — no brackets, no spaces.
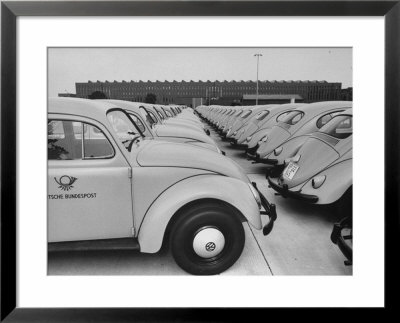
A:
256,110,270,121
139,107,158,128
148,111,158,125
241,111,252,118
320,115,353,139
128,113,146,133
48,120,65,140
107,110,142,152
48,120,114,160
163,108,172,117
155,109,165,120
281,111,304,125
316,114,333,129
82,123,114,159
276,111,291,122
316,111,345,129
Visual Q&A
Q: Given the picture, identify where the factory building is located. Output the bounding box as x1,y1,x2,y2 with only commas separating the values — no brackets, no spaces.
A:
73,80,344,106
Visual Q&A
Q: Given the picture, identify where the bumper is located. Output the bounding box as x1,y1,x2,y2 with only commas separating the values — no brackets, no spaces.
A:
331,217,352,265
228,138,247,148
251,182,277,236
261,158,279,165
246,144,259,160
267,177,319,203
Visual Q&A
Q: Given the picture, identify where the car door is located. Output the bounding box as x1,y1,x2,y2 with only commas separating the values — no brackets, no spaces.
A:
48,115,134,242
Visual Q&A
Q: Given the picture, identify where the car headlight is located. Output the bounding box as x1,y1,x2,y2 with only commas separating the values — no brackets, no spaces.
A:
261,136,268,143
274,147,283,156
246,136,252,142
248,183,262,209
312,175,326,189
233,131,238,135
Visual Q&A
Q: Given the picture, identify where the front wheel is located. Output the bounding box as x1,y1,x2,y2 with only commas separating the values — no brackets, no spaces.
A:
170,203,245,275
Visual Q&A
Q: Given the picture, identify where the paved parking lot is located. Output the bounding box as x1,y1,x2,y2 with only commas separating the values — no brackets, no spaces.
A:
48,123,351,276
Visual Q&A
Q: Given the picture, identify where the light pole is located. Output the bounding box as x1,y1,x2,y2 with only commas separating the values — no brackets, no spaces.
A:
254,53,262,105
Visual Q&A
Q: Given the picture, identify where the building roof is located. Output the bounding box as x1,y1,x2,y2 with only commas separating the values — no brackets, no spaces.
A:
242,94,303,100
78,80,338,85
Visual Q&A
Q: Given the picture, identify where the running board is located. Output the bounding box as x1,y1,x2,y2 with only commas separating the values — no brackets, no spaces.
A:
48,238,140,252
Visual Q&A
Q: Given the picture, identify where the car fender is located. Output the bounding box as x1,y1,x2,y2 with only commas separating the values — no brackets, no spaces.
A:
138,174,261,253
299,159,352,204
247,128,271,149
269,135,310,164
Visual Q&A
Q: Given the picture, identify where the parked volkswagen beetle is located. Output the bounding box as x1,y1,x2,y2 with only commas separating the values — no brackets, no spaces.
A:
267,109,353,205
226,105,278,141
229,105,279,144
253,101,352,162
104,100,219,153
150,104,208,134
48,98,277,275
264,107,352,175
244,103,305,156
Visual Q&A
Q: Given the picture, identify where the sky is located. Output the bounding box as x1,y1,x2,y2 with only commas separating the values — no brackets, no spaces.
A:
48,47,352,97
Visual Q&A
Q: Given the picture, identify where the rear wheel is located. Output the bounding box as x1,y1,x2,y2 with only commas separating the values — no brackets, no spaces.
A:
170,203,245,275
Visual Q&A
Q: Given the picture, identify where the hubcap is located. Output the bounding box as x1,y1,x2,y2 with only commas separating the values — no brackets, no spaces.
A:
192,227,225,258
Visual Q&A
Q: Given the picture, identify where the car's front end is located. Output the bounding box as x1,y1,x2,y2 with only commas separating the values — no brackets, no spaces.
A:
133,139,278,255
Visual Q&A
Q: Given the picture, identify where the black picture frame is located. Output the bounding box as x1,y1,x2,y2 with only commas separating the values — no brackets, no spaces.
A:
1,1,398,321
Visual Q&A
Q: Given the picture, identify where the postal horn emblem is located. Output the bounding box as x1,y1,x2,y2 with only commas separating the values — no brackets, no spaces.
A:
54,175,77,191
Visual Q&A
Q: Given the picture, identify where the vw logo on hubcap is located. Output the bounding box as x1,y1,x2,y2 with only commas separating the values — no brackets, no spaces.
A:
193,227,225,258
205,242,216,252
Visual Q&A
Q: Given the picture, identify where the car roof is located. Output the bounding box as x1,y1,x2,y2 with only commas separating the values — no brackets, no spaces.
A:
49,97,118,124
338,108,353,116
103,99,147,113
295,101,353,114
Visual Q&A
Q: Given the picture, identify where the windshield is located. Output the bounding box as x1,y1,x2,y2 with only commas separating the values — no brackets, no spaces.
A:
281,110,304,125
139,107,158,128
107,110,142,152
162,107,172,118
320,115,353,139
241,111,252,118
256,110,270,121
155,108,165,120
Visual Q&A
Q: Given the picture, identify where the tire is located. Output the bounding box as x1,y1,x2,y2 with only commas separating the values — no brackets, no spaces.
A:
170,202,245,275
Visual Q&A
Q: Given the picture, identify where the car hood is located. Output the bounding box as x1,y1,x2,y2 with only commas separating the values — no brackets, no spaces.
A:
136,140,249,182
278,138,340,188
154,124,215,146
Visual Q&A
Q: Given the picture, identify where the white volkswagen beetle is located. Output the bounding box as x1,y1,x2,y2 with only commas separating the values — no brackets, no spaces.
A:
48,98,277,275
267,109,353,205
263,107,352,175
253,101,352,162
150,104,208,135
244,103,305,155
104,100,219,153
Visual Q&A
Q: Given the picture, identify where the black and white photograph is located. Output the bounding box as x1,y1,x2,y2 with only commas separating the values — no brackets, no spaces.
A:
2,0,396,317
47,47,353,276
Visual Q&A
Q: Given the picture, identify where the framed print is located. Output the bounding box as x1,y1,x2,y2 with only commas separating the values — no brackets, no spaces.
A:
1,0,399,321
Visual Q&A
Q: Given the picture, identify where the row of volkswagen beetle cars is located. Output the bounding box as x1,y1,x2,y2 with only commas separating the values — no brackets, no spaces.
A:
48,98,277,275
196,101,353,265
